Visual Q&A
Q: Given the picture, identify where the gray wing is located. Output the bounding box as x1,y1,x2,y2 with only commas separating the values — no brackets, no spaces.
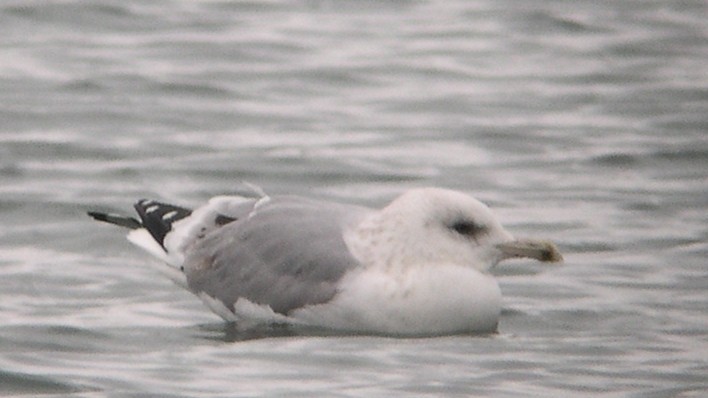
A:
183,196,370,315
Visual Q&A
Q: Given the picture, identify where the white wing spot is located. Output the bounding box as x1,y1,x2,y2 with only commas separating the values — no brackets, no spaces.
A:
162,210,178,220
145,205,159,214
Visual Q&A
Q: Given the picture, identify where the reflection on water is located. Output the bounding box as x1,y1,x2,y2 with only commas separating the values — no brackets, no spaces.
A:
196,321,499,343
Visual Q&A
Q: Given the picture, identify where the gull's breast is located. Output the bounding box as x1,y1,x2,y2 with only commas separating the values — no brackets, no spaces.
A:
290,264,502,335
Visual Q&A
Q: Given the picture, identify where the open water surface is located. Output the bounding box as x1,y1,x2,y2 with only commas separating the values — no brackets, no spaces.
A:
1,0,707,396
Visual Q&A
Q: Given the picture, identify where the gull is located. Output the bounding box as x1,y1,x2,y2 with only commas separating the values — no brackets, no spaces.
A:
88,187,562,336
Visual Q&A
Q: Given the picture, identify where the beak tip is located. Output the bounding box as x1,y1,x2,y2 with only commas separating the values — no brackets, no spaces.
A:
497,239,564,264
532,240,564,264
541,241,564,263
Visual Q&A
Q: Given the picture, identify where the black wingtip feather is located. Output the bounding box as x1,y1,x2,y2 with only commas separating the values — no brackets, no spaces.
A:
87,211,142,229
133,199,192,249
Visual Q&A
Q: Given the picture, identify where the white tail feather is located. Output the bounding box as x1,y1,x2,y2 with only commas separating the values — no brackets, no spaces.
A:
127,229,188,288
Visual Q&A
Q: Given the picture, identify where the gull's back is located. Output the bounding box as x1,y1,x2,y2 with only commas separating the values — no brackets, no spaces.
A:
182,196,370,316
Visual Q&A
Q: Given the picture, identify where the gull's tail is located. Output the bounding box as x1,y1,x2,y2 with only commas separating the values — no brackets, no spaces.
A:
89,190,262,292
88,200,194,288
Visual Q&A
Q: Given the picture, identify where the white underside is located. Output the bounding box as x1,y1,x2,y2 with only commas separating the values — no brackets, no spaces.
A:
199,264,502,335
127,229,188,289
292,264,502,335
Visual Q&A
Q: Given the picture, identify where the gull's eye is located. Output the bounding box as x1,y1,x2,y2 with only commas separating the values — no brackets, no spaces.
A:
450,220,487,237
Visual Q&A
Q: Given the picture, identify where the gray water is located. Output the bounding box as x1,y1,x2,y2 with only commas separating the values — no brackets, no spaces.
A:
1,0,707,396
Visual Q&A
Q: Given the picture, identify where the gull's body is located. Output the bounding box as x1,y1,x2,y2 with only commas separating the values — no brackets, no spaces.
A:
89,187,561,336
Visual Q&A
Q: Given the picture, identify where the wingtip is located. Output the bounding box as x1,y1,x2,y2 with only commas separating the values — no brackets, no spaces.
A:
132,199,193,248
87,211,142,229
87,211,108,222
86,211,106,221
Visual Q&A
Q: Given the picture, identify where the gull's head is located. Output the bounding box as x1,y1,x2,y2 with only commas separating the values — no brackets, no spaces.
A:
349,188,562,271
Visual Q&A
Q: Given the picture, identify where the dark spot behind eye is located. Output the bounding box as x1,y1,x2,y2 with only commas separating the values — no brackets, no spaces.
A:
450,220,487,237
214,214,237,226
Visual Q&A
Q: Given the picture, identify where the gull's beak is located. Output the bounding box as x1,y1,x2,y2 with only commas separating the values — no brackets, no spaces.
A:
496,239,563,263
